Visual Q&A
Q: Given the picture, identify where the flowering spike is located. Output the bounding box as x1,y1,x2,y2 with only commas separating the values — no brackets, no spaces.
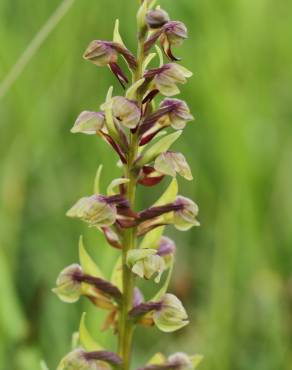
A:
54,2,203,370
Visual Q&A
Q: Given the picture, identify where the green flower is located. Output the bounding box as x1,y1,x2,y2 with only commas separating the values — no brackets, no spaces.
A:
153,293,189,332
158,98,194,130
71,111,105,135
52,264,83,303
172,196,200,230
127,249,166,283
57,348,122,370
154,152,193,181
149,64,192,96
66,195,117,228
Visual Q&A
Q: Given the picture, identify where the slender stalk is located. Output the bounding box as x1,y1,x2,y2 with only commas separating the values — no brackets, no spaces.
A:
118,19,147,370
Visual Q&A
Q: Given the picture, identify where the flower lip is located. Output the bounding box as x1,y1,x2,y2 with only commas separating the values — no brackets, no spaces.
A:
84,350,123,366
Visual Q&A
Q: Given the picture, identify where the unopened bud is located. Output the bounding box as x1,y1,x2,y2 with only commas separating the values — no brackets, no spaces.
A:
83,41,117,66
145,9,170,29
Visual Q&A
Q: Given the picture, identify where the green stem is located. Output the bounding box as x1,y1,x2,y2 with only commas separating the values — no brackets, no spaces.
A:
118,14,147,370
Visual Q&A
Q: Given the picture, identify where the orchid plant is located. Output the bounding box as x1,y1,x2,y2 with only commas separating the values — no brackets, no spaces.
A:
53,1,202,370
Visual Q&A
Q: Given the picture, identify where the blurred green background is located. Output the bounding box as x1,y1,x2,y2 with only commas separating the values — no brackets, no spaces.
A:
0,0,291,369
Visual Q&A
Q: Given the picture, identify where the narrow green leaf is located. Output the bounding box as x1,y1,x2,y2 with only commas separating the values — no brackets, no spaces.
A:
147,353,166,365
79,313,103,351
94,165,103,194
111,256,123,292
79,236,104,278
142,53,156,73
139,226,164,249
126,78,145,100
191,355,204,368
138,131,182,167
113,19,125,46
155,45,164,67
154,178,178,206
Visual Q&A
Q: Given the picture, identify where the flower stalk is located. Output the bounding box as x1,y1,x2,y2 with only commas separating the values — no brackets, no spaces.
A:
53,1,203,370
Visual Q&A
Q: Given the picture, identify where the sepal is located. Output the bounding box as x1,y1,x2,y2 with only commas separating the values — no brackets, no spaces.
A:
71,111,105,135
154,152,193,180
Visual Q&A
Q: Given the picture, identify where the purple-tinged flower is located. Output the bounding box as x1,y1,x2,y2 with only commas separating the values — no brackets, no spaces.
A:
83,40,137,88
57,348,123,370
145,9,170,29
52,264,122,306
112,96,141,129
129,294,188,333
144,20,188,61
172,196,200,230
137,352,203,370
161,21,188,61
158,98,194,129
66,195,118,228
144,64,192,96
154,152,193,180
52,264,83,303
83,40,118,66
71,111,105,135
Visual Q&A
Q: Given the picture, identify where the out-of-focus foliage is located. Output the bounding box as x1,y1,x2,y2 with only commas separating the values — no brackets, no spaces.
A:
0,0,291,369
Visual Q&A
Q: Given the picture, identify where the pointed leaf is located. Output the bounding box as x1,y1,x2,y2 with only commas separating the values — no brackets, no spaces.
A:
155,45,164,67
126,78,145,100
79,313,103,351
137,131,182,167
102,86,120,143
111,256,123,292
94,165,103,194
142,53,157,73
191,355,204,368
79,236,104,279
71,332,79,350
147,353,167,365
154,178,178,206
139,226,164,249
113,19,125,46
